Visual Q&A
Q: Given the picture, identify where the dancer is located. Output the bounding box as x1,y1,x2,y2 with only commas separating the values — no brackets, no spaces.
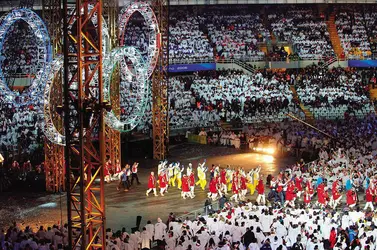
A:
294,174,303,199
316,180,328,208
303,186,311,208
196,161,207,190
189,170,195,197
174,163,183,189
284,180,296,208
131,162,141,185
239,173,248,200
168,163,176,187
220,168,228,195
208,173,219,201
346,188,357,209
113,159,122,181
104,159,112,183
365,183,375,211
159,171,168,196
330,178,342,209
181,174,193,199
146,172,158,197
230,171,240,202
256,177,265,205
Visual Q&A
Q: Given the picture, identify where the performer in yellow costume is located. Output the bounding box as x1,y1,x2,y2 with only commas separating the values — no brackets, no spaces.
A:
226,166,233,191
168,163,176,187
195,160,207,190
247,166,261,195
174,163,184,189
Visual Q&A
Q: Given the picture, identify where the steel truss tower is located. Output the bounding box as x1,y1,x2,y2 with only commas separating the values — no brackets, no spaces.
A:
63,0,106,248
152,0,169,160
103,0,120,168
42,0,65,193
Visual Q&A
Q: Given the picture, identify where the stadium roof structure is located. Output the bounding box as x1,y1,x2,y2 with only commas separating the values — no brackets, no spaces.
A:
1,0,377,11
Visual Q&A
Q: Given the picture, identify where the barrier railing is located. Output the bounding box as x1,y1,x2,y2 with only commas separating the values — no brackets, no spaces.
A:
176,201,220,221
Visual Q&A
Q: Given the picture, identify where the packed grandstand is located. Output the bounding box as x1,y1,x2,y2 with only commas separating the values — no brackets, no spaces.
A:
3,3,377,250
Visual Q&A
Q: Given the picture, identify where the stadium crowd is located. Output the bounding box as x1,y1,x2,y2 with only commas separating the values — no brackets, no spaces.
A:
205,6,268,61
0,20,40,76
294,65,373,119
268,6,335,60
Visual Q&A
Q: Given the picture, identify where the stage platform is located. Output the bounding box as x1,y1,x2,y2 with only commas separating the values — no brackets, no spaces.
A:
0,143,296,231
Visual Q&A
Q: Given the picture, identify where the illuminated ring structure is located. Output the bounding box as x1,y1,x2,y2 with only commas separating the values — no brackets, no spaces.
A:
103,46,147,132
0,8,52,105
43,11,111,145
43,56,65,145
119,1,159,78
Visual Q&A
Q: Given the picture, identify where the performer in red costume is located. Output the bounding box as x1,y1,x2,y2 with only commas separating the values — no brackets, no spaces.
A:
307,178,314,198
295,175,303,198
181,174,193,199
104,159,112,183
284,180,296,208
208,174,219,201
146,172,158,196
220,168,228,195
303,186,311,207
230,171,239,202
346,188,357,208
240,174,248,200
159,171,168,196
365,184,375,211
330,178,342,209
189,171,195,198
256,177,265,205
316,181,328,208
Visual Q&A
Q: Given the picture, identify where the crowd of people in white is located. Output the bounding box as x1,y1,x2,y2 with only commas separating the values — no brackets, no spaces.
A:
117,5,377,63
0,103,43,155
168,69,299,130
169,8,213,63
268,6,335,60
295,65,373,120
206,6,268,61
0,20,40,76
335,6,372,59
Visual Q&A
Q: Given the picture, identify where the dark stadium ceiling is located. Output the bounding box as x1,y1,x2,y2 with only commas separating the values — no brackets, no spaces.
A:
0,0,376,12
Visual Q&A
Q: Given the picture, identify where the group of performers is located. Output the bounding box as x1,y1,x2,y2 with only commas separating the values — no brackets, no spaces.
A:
145,160,377,211
104,159,141,191
146,160,264,203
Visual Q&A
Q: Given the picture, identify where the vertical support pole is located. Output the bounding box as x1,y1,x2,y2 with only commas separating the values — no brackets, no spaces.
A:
152,0,169,160
63,0,106,248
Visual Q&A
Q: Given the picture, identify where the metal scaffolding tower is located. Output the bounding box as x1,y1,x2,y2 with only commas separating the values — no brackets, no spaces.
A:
63,0,106,248
152,0,169,160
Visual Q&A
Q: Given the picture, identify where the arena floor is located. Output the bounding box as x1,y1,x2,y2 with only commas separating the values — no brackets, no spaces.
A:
0,143,296,231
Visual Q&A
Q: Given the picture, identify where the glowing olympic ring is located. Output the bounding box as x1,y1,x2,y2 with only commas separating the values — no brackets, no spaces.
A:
0,8,52,106
103,46,147,132
43,11,111,145
119,1,159,78
43,56,65,145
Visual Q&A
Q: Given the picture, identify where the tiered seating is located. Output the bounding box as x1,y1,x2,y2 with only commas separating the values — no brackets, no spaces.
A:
364,6,377,56
268,6,335,60
335,6,371,59
206,6,268,61
169,7,213,63
1,20,39,76
296,65,373,120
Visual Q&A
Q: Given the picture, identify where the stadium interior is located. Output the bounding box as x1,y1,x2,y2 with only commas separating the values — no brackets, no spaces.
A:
2,0,377,249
